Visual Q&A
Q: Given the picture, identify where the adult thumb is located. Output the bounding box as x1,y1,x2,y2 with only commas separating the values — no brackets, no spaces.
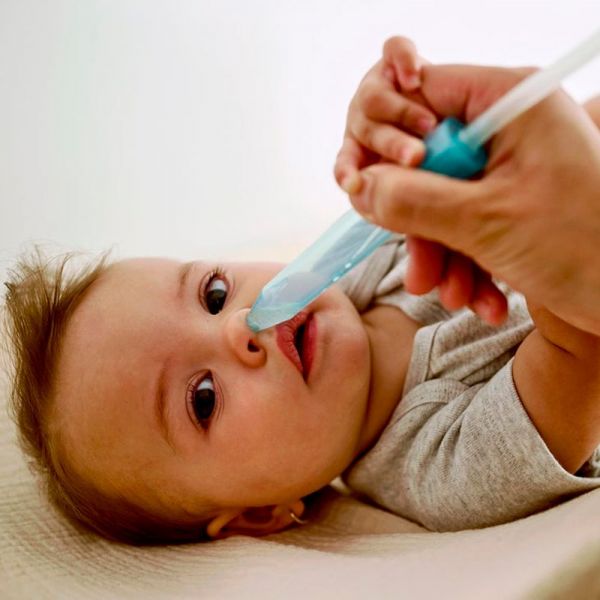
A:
348,163,485,253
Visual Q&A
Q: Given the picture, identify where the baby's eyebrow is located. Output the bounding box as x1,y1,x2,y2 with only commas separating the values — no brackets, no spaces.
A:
176,261,195,303
154,360,176,452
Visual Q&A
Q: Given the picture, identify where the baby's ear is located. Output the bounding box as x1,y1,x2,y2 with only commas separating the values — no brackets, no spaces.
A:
206,501,305,539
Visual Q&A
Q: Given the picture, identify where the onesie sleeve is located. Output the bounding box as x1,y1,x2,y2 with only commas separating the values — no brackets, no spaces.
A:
343,360,600,531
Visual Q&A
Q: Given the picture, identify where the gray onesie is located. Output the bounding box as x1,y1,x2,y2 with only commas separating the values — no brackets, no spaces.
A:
337,235,600,531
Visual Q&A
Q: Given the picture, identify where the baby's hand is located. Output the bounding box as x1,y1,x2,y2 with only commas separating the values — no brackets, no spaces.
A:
334,36,437,192
335,36,508,325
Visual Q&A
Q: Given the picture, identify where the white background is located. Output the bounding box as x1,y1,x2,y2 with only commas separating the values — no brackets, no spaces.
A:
1,0,599,282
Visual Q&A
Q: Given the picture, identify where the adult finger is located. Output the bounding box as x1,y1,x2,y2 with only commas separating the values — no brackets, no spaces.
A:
349,118,426,167
382,36,423,91
334,137,376,193
404,236,446,294
358,81,436,135
407,236,509,319
438,253,475,310
349,163,484,255
469,273,508,325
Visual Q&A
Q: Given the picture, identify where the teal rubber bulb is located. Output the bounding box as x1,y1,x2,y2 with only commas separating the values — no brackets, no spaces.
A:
246,118,488,332
420,117,488,177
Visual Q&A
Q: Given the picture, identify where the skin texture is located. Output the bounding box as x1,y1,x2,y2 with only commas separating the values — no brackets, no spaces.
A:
53,258,419,539
335,36,600,336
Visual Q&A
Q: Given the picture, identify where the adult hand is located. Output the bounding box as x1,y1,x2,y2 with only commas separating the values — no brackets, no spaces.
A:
344,62,600,335
335,37,509,325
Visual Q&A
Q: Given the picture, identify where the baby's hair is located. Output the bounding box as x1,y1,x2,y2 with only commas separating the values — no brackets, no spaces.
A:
2,248,213,545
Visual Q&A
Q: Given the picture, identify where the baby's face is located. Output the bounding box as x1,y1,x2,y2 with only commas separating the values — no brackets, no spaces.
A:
54,258,371,518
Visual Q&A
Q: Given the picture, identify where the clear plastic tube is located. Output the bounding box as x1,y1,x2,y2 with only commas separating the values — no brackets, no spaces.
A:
460,27,600,149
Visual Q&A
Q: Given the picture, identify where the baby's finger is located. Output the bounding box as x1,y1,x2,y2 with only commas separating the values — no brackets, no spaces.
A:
382,36,422,91
350,119,426,167
438,253,475,310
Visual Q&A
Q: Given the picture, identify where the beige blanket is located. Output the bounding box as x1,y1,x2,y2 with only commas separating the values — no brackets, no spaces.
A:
1,346,599,599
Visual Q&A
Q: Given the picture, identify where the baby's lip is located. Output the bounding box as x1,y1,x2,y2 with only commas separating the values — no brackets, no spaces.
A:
275,311,309,378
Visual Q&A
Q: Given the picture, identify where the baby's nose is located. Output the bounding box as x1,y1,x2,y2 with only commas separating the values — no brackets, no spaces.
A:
224,309,266,367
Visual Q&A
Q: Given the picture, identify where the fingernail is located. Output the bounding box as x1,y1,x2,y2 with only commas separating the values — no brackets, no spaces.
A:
350,172,373,215
383,66,395,82
477,299,495,324
341,172,363,195
417,116,436,135
404,73,421,90
399,140,424,166
399,147,413,166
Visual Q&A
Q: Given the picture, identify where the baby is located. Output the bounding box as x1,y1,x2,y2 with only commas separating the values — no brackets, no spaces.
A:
4,39,600,545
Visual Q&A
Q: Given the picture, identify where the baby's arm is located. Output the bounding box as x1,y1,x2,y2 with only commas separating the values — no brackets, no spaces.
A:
513,303,600,473
513,100,600,472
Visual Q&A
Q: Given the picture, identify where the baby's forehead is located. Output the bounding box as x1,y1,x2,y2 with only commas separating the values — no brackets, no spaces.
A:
106,256,181,277
62,257,179,353
82,257,184,303
55,259,178,445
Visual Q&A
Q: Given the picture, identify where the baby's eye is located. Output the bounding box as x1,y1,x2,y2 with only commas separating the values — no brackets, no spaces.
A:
204,270,228,314
190,374,217,428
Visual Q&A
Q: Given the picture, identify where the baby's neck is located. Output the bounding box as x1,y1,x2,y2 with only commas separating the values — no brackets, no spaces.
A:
354,304,421,458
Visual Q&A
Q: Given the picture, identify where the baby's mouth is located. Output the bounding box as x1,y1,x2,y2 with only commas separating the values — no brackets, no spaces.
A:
294,323,306,356
275,312,309,379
